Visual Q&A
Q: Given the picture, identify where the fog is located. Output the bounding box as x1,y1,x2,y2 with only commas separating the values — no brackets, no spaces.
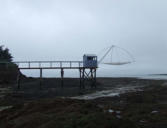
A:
0,0,167,77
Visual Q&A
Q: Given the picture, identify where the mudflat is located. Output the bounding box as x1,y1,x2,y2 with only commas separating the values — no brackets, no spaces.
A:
0,77,167,128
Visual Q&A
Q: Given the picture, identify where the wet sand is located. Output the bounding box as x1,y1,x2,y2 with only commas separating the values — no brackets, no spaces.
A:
0,77,167,128
0,77,165,105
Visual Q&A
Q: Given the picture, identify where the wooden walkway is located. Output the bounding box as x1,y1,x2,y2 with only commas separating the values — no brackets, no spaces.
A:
13,61,97,89
15,61,83,69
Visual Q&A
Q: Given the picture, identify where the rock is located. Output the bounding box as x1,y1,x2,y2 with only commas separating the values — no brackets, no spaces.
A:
151,110,158,114
108,109,114,113
140,120,147,123
116,115,122,119
161,82,167,87
0,106,13,112
116,111,121,114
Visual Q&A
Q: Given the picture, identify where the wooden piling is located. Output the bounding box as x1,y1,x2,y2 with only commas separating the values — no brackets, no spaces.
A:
82,68,85,89
61,68,64,88
90,68,93,88
40,68,42,89
94,68,97,88
79,69,82,88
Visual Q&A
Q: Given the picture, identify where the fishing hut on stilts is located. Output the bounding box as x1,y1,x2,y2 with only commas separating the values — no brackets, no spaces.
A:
16,54,98,89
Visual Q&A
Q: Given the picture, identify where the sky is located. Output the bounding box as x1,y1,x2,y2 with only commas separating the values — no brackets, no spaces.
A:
0,0,167,77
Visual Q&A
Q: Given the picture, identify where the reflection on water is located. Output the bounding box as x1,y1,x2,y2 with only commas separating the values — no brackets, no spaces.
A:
104,74,167,80
0,106,13,112
140,74,167,80
72,86,143,100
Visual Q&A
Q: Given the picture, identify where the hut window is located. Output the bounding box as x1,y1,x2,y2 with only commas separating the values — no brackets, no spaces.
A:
87,57,93,60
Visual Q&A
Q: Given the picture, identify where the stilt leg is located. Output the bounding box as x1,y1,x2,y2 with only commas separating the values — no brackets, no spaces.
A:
82,68,85,89
90,68,93,88
40,68,42,89
94,69,97,88
61,68,64,88
79,69,82,89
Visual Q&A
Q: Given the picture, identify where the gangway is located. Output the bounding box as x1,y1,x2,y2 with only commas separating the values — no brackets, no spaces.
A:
15,61,83,69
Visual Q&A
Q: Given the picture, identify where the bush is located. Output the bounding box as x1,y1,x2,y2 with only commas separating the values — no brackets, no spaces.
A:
0,45,18,83
0,45,13,62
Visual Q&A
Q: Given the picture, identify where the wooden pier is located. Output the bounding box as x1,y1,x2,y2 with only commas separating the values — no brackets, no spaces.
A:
14,61,97,89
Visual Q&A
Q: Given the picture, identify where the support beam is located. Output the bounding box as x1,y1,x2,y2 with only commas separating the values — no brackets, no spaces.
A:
79,68,97,89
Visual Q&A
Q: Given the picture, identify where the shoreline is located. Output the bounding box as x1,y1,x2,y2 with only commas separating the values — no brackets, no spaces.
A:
25,75,167,81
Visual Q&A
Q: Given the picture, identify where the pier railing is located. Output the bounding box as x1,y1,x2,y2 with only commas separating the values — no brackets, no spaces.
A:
13,61,83,69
